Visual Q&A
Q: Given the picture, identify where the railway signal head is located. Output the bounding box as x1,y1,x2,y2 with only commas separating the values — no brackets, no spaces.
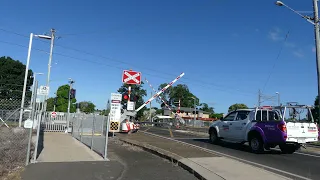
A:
70,89,76,99
130,95,140,102
123,93,129,101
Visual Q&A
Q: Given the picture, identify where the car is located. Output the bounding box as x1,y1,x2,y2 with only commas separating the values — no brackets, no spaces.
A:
208,105,319,154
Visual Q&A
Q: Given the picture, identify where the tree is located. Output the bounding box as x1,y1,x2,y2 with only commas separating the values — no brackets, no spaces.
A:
157,83,173,107
312,96,319,123
46,84,77,112
210,113,224,119
157,83,199,108
199,103,214,113
117,82,147,120
79,101,96,114
228,103,248,112
100,109,110,116
0,56,34,108
46,97,55,111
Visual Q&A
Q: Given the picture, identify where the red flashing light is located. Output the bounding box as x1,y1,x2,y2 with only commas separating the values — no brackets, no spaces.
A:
123,94,129,100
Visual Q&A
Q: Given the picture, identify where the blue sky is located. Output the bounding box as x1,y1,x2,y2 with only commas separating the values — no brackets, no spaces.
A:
0,0,318,113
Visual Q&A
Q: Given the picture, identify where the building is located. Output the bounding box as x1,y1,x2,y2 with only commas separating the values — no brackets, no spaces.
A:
162,107,217,121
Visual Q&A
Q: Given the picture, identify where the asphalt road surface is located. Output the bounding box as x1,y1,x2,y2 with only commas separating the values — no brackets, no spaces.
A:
139,126,320,180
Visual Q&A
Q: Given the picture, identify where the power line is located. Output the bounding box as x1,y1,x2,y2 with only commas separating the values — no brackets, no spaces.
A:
0,28,256,94
0,39,256,97
0,30,257,96
262,30,291,92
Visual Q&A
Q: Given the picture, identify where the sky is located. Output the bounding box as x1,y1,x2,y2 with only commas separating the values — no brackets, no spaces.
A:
0,0,318,114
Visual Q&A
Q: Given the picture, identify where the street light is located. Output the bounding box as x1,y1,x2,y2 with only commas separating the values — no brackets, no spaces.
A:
276,92,280,106
18,33,53,127
276,0,320,123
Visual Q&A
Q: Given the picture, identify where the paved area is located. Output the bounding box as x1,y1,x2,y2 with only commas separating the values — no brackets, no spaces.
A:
36,132,103,162
139,126,320,180
118,131,293,180
22,137,197,180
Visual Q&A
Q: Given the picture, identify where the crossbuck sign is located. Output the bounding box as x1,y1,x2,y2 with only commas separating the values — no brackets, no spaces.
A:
122,70,141,85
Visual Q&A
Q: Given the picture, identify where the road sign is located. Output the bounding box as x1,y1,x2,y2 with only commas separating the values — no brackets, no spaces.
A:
51,111,57,118
38,86,50,96
24,119,33,129
122,70,141,85
127,101,135,111
109,93,122,133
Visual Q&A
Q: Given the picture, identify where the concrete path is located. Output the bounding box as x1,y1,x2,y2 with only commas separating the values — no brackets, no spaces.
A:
22,138,196,180
36,132,103,162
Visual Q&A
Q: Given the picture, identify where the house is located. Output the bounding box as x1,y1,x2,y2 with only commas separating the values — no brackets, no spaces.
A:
162,107,217,121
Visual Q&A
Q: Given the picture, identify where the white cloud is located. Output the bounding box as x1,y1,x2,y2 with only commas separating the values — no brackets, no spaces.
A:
268,27,282,41
293,50,304,58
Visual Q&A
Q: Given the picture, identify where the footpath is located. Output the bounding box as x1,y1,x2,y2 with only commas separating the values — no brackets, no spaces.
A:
21,132,197,180
117,132,293,180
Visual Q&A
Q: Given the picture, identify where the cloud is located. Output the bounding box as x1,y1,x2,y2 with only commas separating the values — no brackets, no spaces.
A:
268,27,282,41
293,50,304,58
312,46,316,52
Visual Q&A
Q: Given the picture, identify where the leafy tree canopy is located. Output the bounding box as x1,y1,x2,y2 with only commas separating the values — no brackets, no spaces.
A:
0,56,33,108
157,83,199,108
79,101,96,114
228,103,248,112
199,103,214,113
46,84,77,112
312,96,319,123
117,82,147,119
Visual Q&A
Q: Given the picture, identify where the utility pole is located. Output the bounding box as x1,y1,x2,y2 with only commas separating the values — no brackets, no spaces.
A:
312,0,320,124
43,28,56,113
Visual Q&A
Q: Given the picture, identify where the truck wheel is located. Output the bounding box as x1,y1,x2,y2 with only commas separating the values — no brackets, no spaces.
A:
279,145,296,154
209,129,219,144
249,135,264,154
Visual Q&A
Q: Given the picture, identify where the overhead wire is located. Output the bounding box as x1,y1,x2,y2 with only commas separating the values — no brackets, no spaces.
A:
261,30,291,93
0,28,257,96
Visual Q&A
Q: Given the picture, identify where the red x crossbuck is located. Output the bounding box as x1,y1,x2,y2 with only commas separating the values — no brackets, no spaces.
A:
122,70,141,85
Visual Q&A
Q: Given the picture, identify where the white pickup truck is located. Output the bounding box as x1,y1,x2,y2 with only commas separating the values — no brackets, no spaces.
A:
208,105,319,154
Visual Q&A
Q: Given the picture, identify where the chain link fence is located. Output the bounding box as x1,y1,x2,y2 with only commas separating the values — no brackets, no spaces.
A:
0,85,36,178
71,113,108,158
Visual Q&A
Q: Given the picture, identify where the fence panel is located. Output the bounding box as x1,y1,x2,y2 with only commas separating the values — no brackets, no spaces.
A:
71,113,107,158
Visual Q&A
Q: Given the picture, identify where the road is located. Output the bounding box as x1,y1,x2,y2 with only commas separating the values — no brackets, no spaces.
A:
140,126,320,180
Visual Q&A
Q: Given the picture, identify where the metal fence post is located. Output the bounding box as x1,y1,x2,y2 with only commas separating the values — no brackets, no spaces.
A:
26,80,38,166
104,115,110,160
80,114,83,142
33,106,43,162
91,114,95,150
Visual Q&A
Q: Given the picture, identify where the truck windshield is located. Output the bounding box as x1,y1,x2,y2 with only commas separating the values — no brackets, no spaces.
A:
255,110,281,121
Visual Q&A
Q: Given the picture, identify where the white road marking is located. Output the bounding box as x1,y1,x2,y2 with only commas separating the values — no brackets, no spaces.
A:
142,130,313,180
